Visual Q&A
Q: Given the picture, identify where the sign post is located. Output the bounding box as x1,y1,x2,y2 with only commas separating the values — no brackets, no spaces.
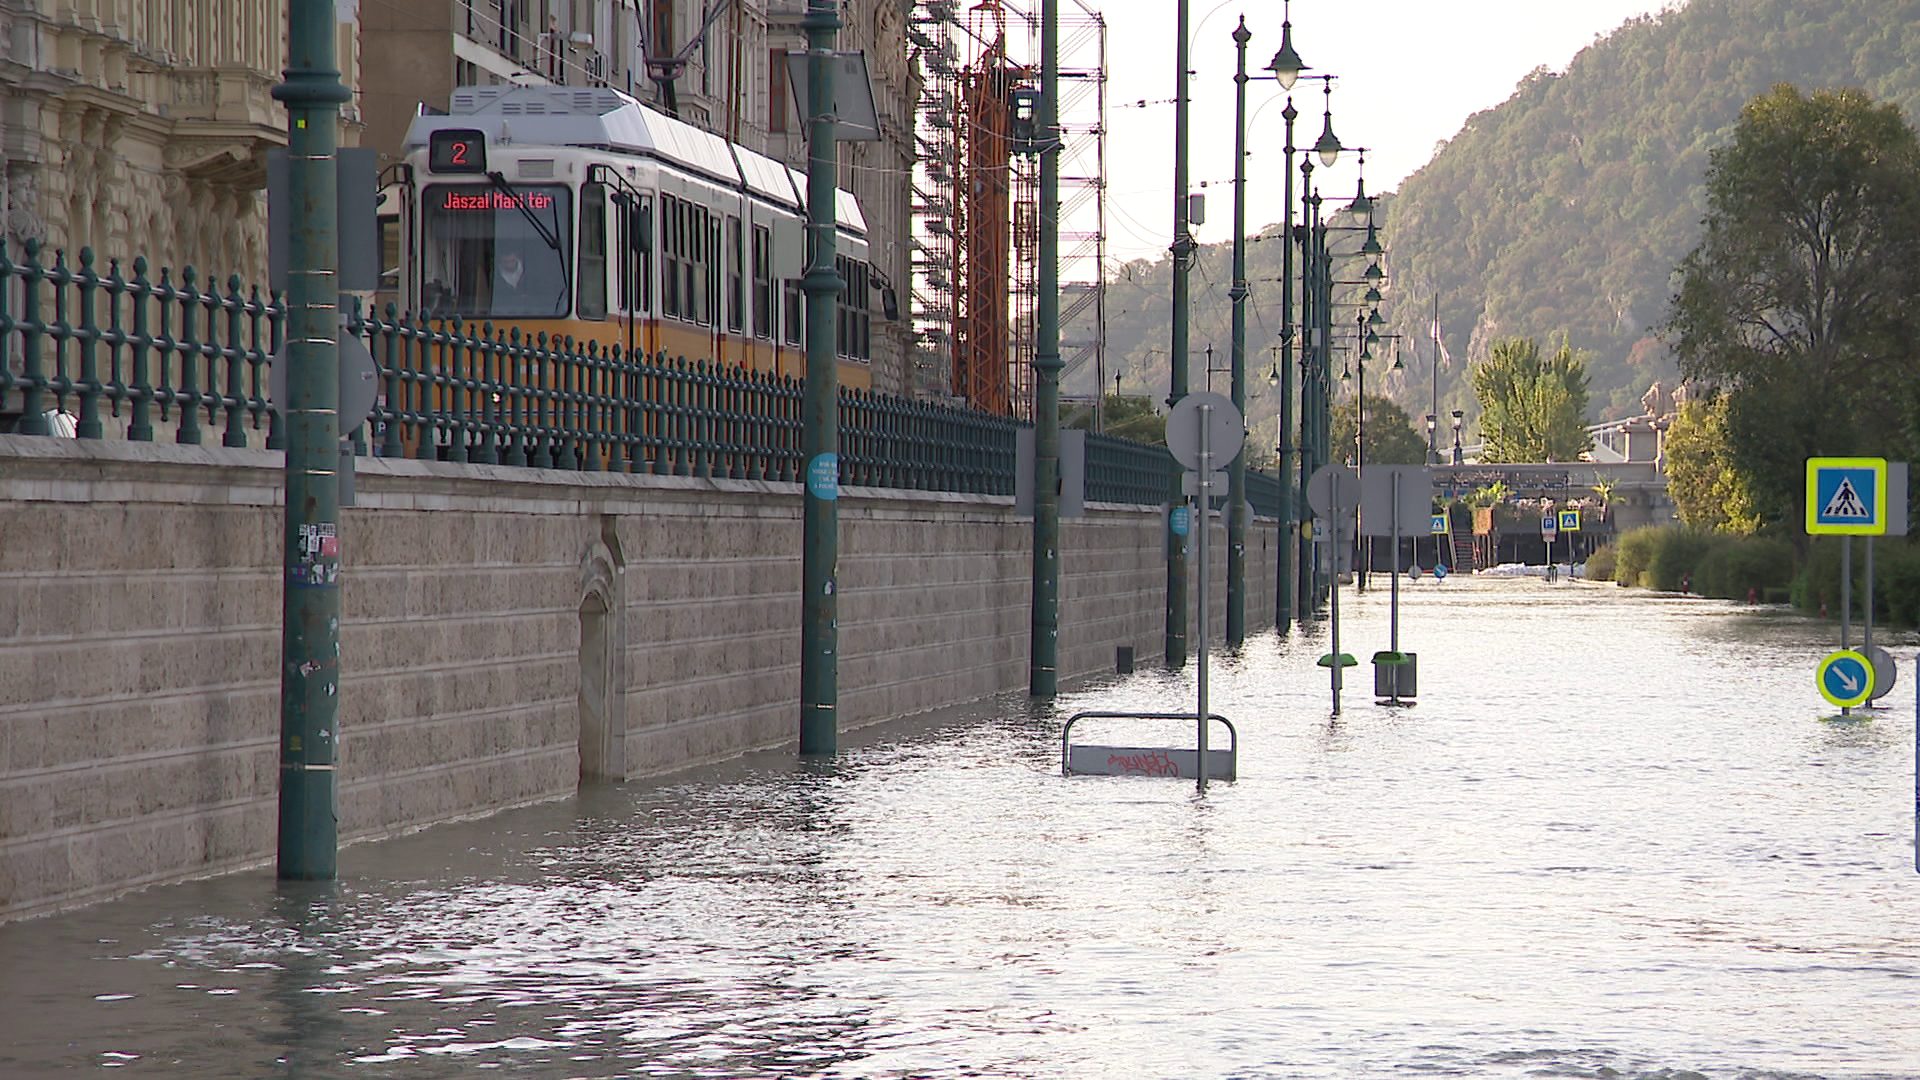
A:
1307,463,1361,715
1167,392,1244,788
1806,458,1908,714
1360,466,1431,703
1558,508,1581,578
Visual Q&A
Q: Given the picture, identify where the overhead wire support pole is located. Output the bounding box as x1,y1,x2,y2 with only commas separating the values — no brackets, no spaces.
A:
1296,155,1317,617
272,0,352,880
1277,92,1298,634
1226,17,1250,648
798,0,843,755
1165,0,1193,668
1030,0,1063,696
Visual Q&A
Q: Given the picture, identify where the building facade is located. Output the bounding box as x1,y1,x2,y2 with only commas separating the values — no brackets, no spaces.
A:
0,0,363,280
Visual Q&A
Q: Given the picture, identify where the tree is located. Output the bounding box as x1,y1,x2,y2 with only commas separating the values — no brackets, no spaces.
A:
1665,84,1920,554
1329,393,1430,467
1066,394,1166,445
1470,335,1594,462
1662,394,1761,534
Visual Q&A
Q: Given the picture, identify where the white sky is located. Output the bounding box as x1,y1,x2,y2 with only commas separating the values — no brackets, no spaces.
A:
1076,0,1685,265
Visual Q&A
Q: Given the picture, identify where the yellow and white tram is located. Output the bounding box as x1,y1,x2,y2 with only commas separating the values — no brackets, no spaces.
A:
395,84,877,389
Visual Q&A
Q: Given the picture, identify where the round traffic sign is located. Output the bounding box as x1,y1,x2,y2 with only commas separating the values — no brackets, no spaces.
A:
1165,391,1244,470
1817,649,1875,708
1867,645,1898,701
1305,463,1360,519
271,330,381,430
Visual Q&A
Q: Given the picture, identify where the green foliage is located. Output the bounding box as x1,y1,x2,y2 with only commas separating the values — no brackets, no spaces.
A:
1328,393,1431,466
1613,526,1661,587
1379,0,1920,426
1696,536,1795,598
1469,336,1594,462
1665,83,1920,552
1793,537,1920,626
1610,524,1794,596
1585,542,1618,582
1463,481,1512,508
1068,394,1166,445
1661,395,1760,533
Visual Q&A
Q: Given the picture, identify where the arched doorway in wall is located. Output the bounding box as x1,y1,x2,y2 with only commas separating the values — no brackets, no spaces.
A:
578,590,615,782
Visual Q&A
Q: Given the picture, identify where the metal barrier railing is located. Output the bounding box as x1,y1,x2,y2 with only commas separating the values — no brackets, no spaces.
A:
1061,710,1238,780
1,242,1283,510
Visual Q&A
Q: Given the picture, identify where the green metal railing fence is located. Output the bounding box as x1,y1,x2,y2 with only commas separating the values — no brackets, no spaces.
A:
2,242,1284,512
0,243,283,446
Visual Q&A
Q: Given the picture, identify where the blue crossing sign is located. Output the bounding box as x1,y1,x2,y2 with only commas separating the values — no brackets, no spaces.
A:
1806,458,1886,535
1558,509,1581,532
1430,513,1450,535
1817,649,1875,708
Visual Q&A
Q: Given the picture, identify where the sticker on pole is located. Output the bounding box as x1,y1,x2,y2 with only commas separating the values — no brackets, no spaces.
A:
1817,649,1875,708
806,453,840,500
1806,457,1885,535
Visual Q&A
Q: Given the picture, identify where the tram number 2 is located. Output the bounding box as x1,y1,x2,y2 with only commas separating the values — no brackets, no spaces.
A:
429,129,488,174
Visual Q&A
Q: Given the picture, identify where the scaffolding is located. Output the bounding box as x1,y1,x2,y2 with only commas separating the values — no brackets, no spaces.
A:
909,0,1106,419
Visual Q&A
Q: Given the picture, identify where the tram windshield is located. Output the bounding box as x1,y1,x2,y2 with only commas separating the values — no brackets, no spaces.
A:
421,183,573,319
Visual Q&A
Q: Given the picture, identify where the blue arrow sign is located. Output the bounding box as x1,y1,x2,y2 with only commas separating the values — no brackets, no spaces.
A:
1817,649,1875,707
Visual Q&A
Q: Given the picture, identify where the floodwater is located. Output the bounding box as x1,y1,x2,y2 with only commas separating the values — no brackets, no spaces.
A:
3,577,1917,1080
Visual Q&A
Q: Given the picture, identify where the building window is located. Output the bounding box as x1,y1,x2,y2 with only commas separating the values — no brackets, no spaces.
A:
768,49,787,134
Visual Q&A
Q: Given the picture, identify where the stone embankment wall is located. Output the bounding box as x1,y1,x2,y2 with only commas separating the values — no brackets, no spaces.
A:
0,436,1275,922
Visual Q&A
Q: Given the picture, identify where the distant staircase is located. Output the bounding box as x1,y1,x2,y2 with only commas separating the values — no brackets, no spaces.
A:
1449,521,1476,574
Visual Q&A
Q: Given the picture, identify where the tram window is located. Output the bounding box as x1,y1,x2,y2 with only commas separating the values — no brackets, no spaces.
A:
422,183,572,319
704,215,721,328
618,194,651,315
782,280,802,345
662,195,682,318
579,184,608,320
751,224,771,339
835,256,871,360
726,216,743,333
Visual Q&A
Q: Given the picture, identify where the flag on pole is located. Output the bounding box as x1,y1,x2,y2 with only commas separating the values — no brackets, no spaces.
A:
1431,317,1452,370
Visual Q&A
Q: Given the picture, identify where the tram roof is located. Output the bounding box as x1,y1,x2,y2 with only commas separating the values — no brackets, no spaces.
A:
403,85,866,234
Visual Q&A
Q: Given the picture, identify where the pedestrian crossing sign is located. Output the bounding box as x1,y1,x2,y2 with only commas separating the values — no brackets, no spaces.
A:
1806,457,1886,535
1558,509,1581,532
1430,513,1450,535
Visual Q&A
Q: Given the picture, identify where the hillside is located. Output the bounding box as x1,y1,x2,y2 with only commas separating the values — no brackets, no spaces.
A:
1079,0,1920,441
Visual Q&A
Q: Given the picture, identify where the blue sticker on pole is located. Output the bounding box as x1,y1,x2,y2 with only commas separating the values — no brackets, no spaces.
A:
1171,506,1191,536
806,453,840,500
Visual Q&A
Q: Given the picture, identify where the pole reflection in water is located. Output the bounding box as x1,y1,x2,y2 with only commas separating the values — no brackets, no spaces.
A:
1,578,1917,1079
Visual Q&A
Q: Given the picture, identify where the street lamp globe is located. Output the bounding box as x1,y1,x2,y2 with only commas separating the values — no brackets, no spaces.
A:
1267,22,1304,89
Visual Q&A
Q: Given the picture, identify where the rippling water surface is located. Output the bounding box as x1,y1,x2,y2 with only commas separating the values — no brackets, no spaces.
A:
4,578,1918,1079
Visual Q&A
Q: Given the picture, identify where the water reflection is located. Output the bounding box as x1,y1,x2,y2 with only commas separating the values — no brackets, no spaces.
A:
1,579,1917,1078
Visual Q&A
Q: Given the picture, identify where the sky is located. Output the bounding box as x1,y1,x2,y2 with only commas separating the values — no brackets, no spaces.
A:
1059,0,1687,267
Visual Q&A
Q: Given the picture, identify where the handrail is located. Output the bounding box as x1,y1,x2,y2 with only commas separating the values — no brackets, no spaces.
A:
1061,710,1238,780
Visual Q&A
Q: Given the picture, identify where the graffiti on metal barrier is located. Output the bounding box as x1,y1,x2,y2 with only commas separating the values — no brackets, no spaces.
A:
1106,751,1180,777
